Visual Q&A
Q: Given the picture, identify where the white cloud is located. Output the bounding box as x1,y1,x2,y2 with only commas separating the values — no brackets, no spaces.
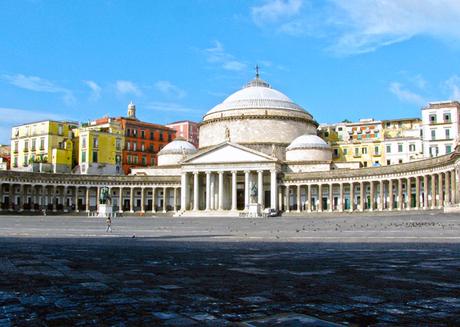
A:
83,80,102,100
445,75,460,100
389,82,425,105
2,73,76,105
250,0,460,55
154,80,186,99
0,107,70,143
115,80,142,96
204,41,247,72
252,0,303,26
145,101,201,114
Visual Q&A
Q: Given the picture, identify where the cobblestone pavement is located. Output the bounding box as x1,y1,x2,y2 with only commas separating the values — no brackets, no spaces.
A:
0,213,459,326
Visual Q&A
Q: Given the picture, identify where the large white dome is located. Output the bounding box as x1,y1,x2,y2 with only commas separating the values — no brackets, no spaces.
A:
159,138,196,155
206,78,305,115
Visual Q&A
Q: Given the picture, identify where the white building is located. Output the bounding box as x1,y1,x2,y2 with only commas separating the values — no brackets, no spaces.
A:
383,118,423,165
422,101,460,158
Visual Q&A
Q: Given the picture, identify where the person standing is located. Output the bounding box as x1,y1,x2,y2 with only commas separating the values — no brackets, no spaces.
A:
106,216,112,233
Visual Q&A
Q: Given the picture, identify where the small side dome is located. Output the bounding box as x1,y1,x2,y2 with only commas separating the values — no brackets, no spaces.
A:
286,134,332,162
158,137,197,166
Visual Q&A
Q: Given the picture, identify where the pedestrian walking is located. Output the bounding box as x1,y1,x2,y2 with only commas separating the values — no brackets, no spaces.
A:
106,216,112,232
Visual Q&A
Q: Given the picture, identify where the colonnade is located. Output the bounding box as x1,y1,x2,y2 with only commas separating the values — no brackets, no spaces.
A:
280,170,457,213
180,169,278,212
0,183,180,214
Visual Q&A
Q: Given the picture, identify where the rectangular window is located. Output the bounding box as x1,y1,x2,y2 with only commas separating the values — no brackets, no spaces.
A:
24,140,29,151
58,124,63,136
31,139,36,151
333,149,339,157
40,138,45,150
398,159,403,164
398,144,403,153
141,130,145,139
116,138,121,151
133,143,137,151
445,129,450,139
374,146,379,154
362,147,367,154
92,151,98,163
141,143,145,151
386,144,391,153
14,141,18,153
115,155,121,164
24,155,28,166
133,156,138,164
446,145,452,154
149,144,154,152
431,130,436,140
82,137,87,148
127,155,131,164
151,157,155,165
142,156,147,165
444,113,451,123
93,136,98,148
150,131,154,140
343,148,348,155
409,144,415,152
363,162,368,167
168,133,172,142
81,151,86,163
354,148,359,156
159,132,164,141
386,160,391,165
126,142,131,151
133,129,137,137
429,114,437,124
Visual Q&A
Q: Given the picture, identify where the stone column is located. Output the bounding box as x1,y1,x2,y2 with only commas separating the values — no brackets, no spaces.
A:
30,185,35,212
379,180,384,211
63,186,68,212
328,183,333,212
163,187,167,212
130,187,134,213
307,184,312,212
349,183,354,212
405,178,411,209
210,173,215,210
359,182,364,212
285,185,290,212
119,187,124,213
387,180,392,210
445,172,451,204
205,172,211,211
339,183,344,212
438,173,443,208
173,187,177,212
318,184,323,212
193,172,199,211
258,170,264,207
96,186,100,212
415,176,420,209
369,181,374,211
18,184,24,211
218,171,224,210
74,186,79,212
431,174,436,209
231,171,237,211
140,187,145,213
450,169,456,204
180,173,187,211
398,179,403,211
151,187,156,213
244,171,250,209
270,170,277,211
423,176,428,209
0,183,3,212
86,187,90,212
297,184,301,212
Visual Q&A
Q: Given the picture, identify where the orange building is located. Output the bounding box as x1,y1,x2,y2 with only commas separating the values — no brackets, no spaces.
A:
115,102,176,174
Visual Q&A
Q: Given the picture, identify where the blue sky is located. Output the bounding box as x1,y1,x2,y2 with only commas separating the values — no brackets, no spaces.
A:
2,0,460,143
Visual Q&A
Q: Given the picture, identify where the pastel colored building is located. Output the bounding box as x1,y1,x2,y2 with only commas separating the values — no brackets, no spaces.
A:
382,118,423,165
73,118,124,175
114,102,176,174
10,120,78,173
166,120,199,148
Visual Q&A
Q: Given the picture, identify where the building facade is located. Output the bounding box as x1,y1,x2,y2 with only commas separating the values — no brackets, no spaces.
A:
166,120,199,148
422,101,460,158
73,118,123,175
382,118,423,165
1,75,460,215
114,102,176,174
10,120,78,173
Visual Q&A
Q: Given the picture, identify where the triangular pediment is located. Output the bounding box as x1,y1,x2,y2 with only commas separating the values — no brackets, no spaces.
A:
183,143,276,164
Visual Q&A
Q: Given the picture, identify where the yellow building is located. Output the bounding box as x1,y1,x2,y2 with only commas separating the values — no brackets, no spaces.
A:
11,120,78,173
319,119,384,168
74,117,123,175
382,118,423,165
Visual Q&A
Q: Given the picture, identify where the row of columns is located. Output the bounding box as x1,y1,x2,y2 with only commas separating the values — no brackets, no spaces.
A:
280,171,457,213
181,170,278,212
0,184,180,214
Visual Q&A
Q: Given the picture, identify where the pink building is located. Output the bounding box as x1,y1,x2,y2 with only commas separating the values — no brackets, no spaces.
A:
166,120,199,148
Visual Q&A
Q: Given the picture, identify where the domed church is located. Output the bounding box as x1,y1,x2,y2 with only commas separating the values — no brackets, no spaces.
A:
132,71,358,216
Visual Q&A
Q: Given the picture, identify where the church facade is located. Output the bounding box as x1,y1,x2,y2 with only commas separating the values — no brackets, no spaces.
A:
1,75,460,215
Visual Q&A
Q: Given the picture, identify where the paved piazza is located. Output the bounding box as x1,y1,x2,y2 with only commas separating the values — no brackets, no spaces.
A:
0,213,460,326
